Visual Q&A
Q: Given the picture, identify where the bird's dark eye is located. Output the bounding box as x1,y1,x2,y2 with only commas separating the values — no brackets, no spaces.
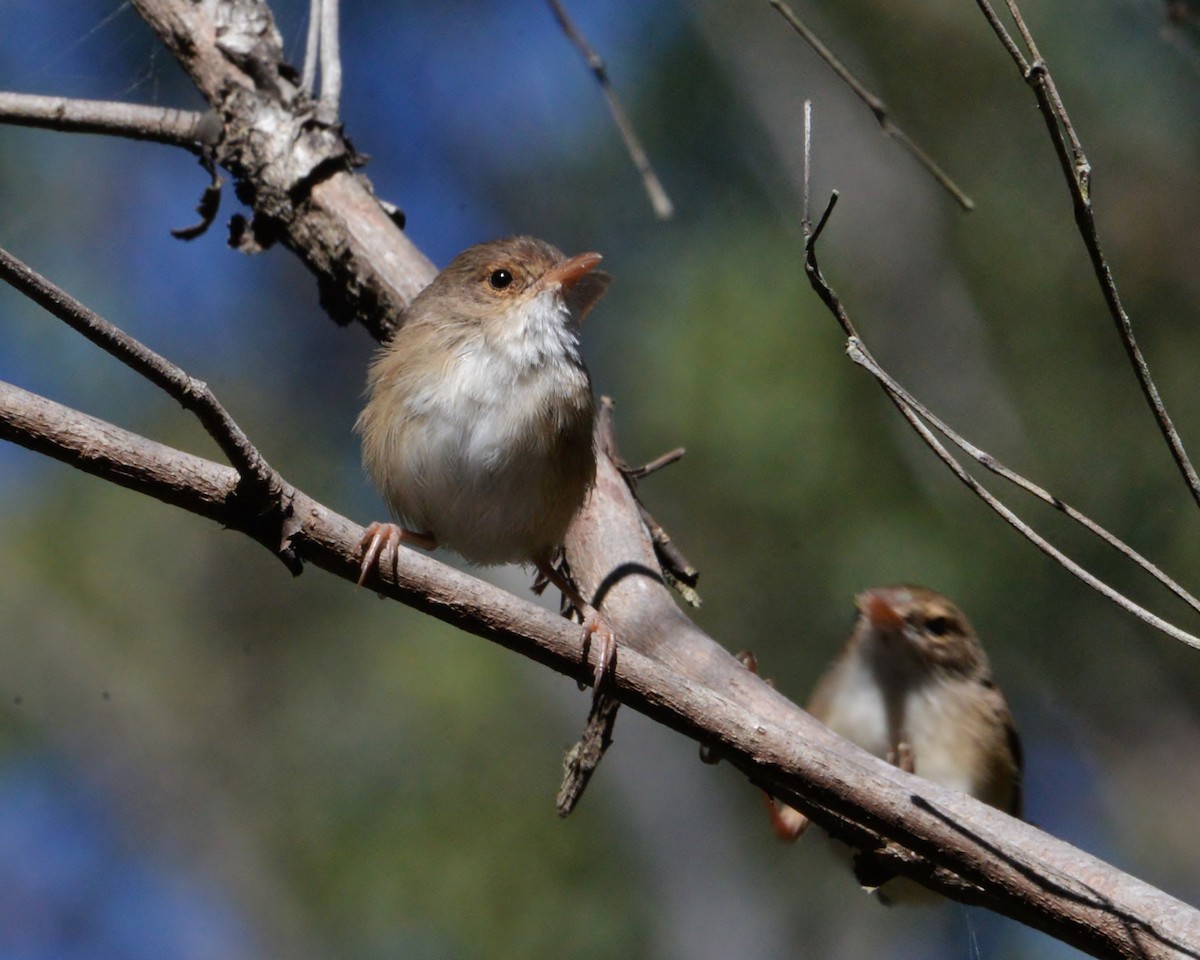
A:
488,268,514,290
925,616,952,637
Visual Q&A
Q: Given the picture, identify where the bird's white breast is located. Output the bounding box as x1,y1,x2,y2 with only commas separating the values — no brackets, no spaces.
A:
378,291,593,565
819,655,893,759
820,655,985,797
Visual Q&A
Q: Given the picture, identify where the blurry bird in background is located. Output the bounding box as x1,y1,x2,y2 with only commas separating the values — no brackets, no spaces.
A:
764,586,1022,903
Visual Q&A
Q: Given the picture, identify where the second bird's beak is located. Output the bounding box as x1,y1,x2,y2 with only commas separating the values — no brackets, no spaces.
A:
858,589,906,633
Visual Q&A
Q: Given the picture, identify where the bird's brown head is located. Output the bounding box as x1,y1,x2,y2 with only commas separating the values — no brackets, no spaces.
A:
855,585,989,677
409,236,611,331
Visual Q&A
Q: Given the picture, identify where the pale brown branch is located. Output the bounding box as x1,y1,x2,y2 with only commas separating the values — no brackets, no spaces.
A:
546,0,674,220
769,0,974,212
0,91,215,150
975,0,1200,512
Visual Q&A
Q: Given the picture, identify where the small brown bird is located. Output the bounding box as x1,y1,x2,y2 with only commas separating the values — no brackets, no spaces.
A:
355,236,614,685
768,586,1022,899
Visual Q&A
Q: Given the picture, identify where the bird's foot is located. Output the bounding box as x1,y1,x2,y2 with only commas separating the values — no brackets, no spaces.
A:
536,560,616,695
357,522,436,587
763,792,811,842
886,741,916,774
581,608,616,694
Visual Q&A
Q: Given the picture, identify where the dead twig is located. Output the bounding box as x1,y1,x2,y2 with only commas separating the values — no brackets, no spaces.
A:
556,689,621,816
0,248,290,547
770,0,974,212
547,0,674,220
0,92,216,150
975,0,1200,512
596,397,701,605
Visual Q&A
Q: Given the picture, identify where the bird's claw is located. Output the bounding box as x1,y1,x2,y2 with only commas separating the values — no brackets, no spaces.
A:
582,611,616,694
887,742,916,774
357,521,404,587
357,522,439,587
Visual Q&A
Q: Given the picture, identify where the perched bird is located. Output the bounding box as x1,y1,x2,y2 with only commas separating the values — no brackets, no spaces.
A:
768,586,1022,900
355,236,614,685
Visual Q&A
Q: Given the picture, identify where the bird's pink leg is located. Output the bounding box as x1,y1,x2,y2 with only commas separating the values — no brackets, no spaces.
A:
357,521,437,586
536,561,616,693
887,742,916,774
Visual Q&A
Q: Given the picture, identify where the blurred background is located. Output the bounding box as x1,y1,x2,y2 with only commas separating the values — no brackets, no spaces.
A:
2,0,1200,957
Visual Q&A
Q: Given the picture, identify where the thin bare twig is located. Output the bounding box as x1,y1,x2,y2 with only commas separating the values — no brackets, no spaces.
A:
848,338,1200,651
546,0,674,220
975,0,1200,512
303,0,341,121
770,0,975,212
801,99,813,237
799,192,1200,651
625,447,685,480
0,247,282,507
302,0,321,94
0,92,215,151
856,354,1200,618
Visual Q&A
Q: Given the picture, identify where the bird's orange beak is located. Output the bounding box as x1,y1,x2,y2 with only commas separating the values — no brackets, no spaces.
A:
858,590,906,632
543,251,603,291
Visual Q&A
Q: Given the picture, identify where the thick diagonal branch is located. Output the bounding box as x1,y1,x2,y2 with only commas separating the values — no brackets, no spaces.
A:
4,377,1200,958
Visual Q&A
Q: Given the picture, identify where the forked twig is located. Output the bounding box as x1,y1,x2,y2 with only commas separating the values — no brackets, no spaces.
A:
847,339,1200,650
770,0,974,212
547,0,674,220
975,0,1200,512
854,353,1200,618
0,247,285,510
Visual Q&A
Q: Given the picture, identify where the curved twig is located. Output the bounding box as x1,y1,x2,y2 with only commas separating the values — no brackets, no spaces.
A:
802,206,1200,650
975,0,1200,511
799,103,1200,652
847,338,1200,650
